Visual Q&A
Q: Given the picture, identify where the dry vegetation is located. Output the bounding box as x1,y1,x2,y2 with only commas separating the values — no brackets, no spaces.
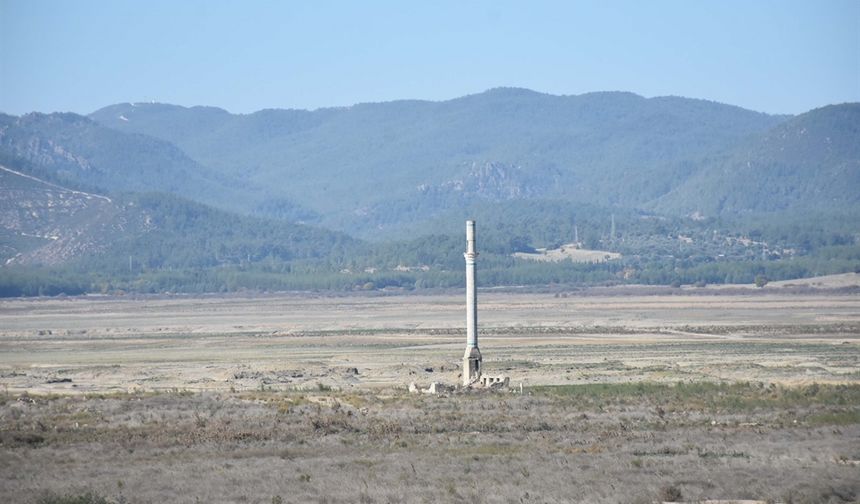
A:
1,287,858,503
2,384,859,503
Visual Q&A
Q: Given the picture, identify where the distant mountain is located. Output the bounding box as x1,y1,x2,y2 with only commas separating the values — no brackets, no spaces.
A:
652,104,860,216
89,89,789,235
0,112,255,212
5,89,857,244
0,164,356,268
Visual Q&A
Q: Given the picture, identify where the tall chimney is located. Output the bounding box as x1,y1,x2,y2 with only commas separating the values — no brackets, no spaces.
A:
463,220,482,386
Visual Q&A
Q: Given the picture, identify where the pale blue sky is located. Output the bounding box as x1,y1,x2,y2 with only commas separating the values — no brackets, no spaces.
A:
1,0,858,115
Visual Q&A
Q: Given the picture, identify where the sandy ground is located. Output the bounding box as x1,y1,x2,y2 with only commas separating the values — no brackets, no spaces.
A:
697,272,860,291
768,272,860,289
0,289,857,394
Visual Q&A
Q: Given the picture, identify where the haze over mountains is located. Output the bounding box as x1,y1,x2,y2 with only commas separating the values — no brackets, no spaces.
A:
8,90,858,231
1,88,858,294
86,89,805,232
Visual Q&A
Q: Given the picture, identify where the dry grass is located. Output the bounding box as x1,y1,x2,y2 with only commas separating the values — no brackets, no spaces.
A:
1,383,858,503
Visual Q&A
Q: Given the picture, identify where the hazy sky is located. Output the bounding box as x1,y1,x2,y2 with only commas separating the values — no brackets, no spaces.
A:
1,0,858,115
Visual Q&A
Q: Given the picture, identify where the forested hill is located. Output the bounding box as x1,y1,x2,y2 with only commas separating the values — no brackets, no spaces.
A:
89,89,790,235
0,163,358,294
0,112,256,213
651,103,860,215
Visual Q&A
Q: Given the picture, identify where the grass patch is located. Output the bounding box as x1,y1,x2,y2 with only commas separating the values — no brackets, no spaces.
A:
632,446,688,457
805,410,860,426
530,381,860,412
447,442,521,457
697,449,749,459
483,360,541,370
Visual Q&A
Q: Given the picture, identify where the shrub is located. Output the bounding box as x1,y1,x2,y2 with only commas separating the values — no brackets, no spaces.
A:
659,484,683,502
36,491,112,504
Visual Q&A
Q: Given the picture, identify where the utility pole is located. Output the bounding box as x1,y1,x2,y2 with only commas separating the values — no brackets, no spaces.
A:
610,214,616,243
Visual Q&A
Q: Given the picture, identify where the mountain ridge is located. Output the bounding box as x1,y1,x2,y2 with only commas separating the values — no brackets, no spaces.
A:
89,88,791,116
87,88,794,235
2,89,857,265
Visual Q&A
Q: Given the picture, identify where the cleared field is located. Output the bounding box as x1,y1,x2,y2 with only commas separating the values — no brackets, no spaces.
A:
0,289,858,503
512,243,621,263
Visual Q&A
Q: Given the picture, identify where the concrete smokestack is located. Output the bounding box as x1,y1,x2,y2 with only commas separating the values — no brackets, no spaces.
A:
463,220,482,386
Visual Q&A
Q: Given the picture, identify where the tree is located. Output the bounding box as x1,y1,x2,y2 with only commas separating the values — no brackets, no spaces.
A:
754,274,769,288
508,236,535,253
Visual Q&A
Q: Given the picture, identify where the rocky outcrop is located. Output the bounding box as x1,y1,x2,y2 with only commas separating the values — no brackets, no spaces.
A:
419,161,558,202
0,113,97,175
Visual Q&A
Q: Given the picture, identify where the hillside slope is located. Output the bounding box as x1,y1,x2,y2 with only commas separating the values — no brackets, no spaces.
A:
651,103,860,216
0,165,150,265
0,112,255,212
0,164,357,269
